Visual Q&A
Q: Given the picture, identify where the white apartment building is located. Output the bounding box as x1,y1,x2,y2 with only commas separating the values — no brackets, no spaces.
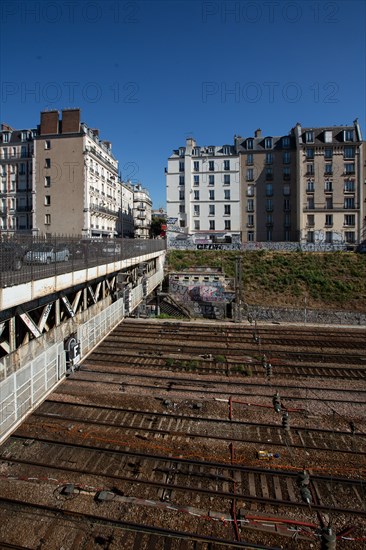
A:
0,124,37,234
133,183,152,239
166,138,241,242
119,181,134,238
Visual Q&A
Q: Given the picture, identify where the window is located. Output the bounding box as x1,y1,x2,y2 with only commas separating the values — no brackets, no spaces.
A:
344,147,355,159
21,146,27,158
307,231,314,243
194,190,200,200
45,158,51,168
344,215,355,226
209,204,215,215
306,164,314,175
193,161,199,171
266,183,273,196
44,176,51,187
247,138,253,149
247,168,254,181
209,190,215,200
305,131,314,143
2,148,8,159
179,148,185,156
283,184,290,196
45,214,51,225
44,195,51,206
179,190,185,200
325,164,333,175
345,231,355,243
265,137,272,149
344,130,354,141
12,147,16,157
344,179,355,192
180,220,185,228
224,205,231,215
283,166,290,179
266,199,273,211
209,220,215,230
224,174,230,185
265,152,273,164
306,214,315,227
284,213,291,225
179,161,184,171
283,151,290,164
248,231,254,241
247,214,254,227
247,199,254,212
194,175,199,186
306,148,314,159
324,131,332,143
179,176,185,185
282,136,290,147
344,163,355,174
306,179,314,192
265,167,273,180
247,153,253,165
325,214,333,226
194,220,200,230
266,213,273,224
284,199,290,211
324,180,333,192
194,205,200,216
325,231,333,243
266,228,273,241
344,197,355,209
19,163,25,175
208,175,214,185
225,220,231,230
179,204,185,213
45,140,51,150
325,197,333,209
324,148,333,158
192,147,200,156
3,133,9,143
247,185,254,196
224,160,230,170
223,146,230,155
209,160,215,171
224,189,230,200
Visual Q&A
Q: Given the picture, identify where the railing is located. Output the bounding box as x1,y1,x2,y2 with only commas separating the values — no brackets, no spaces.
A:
0,234,166,288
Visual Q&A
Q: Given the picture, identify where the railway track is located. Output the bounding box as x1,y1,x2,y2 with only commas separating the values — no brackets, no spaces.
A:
31,400,366,456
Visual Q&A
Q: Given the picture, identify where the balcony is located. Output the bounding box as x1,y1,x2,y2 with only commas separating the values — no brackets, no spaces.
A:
89,203,118,217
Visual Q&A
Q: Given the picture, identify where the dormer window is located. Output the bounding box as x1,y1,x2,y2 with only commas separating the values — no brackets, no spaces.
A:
344,130,354,142
305,131,314,143
192,147,200,156
247,138,253,150
21,131,28,142
179,148,185,156
223,146,230,155
265,137,273,149
282,136,290,148
324,131,332,143
208,146,214,154
3,133,9,143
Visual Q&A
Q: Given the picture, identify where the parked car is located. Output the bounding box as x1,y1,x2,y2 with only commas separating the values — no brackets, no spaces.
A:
0,242,26,271
24,244,70,264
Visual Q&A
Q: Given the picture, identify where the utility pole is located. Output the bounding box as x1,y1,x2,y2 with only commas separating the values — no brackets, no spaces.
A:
234,256,242,323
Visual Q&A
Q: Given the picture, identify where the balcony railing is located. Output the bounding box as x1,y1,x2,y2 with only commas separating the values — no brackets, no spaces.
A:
89,203,118,217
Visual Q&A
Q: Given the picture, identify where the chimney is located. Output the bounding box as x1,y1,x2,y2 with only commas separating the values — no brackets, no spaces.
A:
254,128,262,138
92,129,99,137
61,108,80,133
40,110,59,135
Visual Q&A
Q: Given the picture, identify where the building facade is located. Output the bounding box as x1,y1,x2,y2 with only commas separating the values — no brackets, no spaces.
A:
166,121,365,245
166,138,241,242
118,181,135,238
0,124,37,234
34,109,120,237
133,183,152,239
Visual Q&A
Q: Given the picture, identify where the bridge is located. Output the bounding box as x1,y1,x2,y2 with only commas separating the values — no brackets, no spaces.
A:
0,237,166,443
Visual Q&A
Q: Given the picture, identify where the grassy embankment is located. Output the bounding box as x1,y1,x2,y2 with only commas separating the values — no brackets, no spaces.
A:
166,250,366,312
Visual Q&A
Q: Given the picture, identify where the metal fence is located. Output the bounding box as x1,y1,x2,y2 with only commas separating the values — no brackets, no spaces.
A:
0,234,166,288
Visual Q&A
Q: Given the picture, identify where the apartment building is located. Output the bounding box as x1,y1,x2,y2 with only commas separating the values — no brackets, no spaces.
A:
235,129,298,242
166,138,241,242
33,109,120,237
294,121,364,245
118,180,135,238
166,121,365,245
133,183,152,239
0,124,37,234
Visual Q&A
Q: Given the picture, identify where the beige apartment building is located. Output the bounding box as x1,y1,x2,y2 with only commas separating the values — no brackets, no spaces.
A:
33,109,120,237
133,183,152,239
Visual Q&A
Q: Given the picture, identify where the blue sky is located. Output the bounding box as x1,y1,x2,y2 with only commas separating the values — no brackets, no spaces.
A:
1,0,365,209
